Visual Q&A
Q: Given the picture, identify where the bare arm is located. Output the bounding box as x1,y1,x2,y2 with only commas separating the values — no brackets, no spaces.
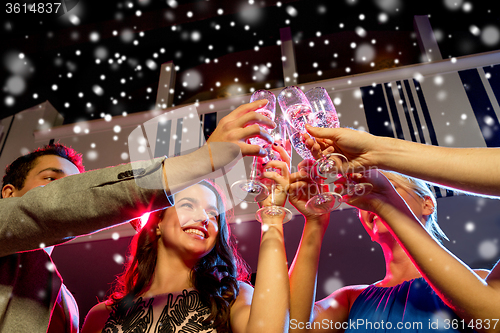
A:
344,170,500,333
230,160,290,333
0,101,275,256
0,157,172,256
163,100,276,195
305,126,500,197
287,160,350,332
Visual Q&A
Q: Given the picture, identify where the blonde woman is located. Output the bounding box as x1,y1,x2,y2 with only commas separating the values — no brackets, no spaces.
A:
288,165,496,332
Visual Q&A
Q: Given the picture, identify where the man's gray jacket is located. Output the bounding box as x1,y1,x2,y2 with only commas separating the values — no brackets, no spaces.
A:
0,157,173,332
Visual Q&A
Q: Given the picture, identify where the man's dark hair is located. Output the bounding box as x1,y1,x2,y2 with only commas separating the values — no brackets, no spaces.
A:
2,143,84,195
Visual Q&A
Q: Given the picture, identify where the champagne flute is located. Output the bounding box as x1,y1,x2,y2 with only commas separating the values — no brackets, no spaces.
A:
231,90,276,202
306,87,372,198
306,87,347,183
278,86,341,214
256,117,293,223
285,121,342,214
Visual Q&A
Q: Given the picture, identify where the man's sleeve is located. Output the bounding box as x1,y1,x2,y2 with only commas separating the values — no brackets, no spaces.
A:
0,157,173,257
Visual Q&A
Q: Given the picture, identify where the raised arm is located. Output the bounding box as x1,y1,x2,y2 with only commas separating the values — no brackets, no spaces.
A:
0,157,172,257
0,100,275,256
305,125,500,197
229,159,290,333
343,170,500,333
163,99,275,195
287,160,351,332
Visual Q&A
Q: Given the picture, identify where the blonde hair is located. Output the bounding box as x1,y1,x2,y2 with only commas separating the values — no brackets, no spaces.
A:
381,171,448,243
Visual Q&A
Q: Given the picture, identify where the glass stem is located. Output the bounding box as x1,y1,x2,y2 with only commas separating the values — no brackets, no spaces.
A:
314,182,324,203
270,182,276,206
248,156,259,181
347,183,357,196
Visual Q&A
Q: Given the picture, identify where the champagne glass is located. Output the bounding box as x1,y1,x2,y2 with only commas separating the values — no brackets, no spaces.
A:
231,90,276,202
248,90,276,147
306,87,372,198
256,117,293,223
306,87,347,183
278,86,314,133
286,121,342,214
278,86,341,214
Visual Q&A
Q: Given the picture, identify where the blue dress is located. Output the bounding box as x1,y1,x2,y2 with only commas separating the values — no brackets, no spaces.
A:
345,278,476,332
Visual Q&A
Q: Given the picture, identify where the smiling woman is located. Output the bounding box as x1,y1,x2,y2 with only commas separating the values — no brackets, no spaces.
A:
81,179,290,333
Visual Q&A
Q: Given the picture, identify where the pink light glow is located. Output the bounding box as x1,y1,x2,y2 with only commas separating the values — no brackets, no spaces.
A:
140,212,151,229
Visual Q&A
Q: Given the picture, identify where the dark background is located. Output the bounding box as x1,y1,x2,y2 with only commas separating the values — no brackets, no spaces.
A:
2,0,499,123
3,0,500,327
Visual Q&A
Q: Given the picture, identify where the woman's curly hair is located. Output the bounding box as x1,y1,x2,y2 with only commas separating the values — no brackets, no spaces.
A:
108,180,250,332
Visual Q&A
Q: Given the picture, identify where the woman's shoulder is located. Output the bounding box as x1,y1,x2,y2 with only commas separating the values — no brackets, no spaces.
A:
237,281,254,292
311,284,370,323
86,300,113,318
473,268,490,279
347,284,372,307
232,281,254,304
316,284,370,312
81,301,113,333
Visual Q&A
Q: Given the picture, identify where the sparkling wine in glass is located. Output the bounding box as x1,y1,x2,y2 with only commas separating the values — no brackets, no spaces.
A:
278,86,315,134
278,86,341,214
305,87,348,183
249,90,276,147
306,87,372,198
230,90,276,202
256,117,293,223
286,120,314,160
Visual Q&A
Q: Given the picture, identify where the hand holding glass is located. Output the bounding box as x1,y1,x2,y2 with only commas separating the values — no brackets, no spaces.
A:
278,86,341,214
306,87,348,183
256,118,293,223
231,90,276,202
306,87,373,206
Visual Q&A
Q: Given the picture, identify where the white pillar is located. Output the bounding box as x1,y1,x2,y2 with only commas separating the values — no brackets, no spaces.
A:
156,61,176,109
280,27,298,85
413,15,443,62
